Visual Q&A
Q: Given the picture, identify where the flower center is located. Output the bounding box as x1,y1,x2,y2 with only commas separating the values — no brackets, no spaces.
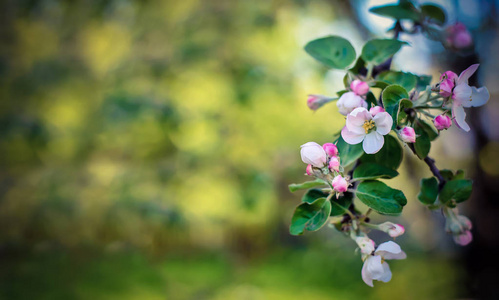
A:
362,120,376,134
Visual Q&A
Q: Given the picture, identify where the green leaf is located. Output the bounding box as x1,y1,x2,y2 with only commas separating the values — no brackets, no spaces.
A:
369,2,421,21
353,163,399,181
366,92,378,108
330,193,353,216
290,197,332,235
397,99,413,124
361,39,408,65
356,180,407,215
335,135,364,167
439,179,473,205
305,36,356,69
414,123,431,159
416,75,432,90
421,4,446,25
454,169,465,180
418,177,439,205
302,189,328,204
417,119,438,141
439,169,454,181
377,71,418,92
422,24,443,42
382,84,410,129
289,178,326,192
360,135,403,170
349,56,366,75
371,81,390,90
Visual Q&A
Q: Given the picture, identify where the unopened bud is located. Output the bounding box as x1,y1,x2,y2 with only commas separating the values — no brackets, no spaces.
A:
398,126,416,143
350,80,369,96
433,115,452,131
379,222,405,238
305,164,313,176
332,175,348,193
328,156,340,172
307,94,333,111
356,236,375,255
300,142,327,167
323,143,338,157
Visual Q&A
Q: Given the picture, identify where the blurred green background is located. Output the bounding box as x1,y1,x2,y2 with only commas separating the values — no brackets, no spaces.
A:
2,0,498,299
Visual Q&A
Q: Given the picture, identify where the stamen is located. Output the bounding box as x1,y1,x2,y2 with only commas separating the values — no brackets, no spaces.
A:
362,120,376,134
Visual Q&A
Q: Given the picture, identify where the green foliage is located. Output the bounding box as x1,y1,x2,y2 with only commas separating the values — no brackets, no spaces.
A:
304,36,356,69
369,2,421,22
302,189,328,204
421,4,446,25
381,85,411,129
414,122,432,159
361,135,403,170
417,119,439,141
335,135,364,167
289,179,326,192
377,71,418,91
352,163,399,181
416,75,433,90
356,180,407,215
349,56,366,74
439,179,473,205
361,39,408,65
418,177,439,205
330,193,353,216
290,198,332,235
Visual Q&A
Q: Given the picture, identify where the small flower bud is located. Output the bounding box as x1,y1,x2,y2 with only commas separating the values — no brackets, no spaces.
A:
369,106,385,116
307,94,332,111
300,142,327,167
433,115,452,131
444,207,473,246
328,156,340,172
350,80,369,96
446,22,473,49
305,164,313,176
439,71,458,82
379,222,405,238
332,175,348,193
356,236,375,255
398,126,416,143
322,143,338,157
439,79,455,97
453,230,472,246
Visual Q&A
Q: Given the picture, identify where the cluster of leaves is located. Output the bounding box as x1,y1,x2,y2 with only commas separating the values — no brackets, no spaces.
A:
288,0,473,237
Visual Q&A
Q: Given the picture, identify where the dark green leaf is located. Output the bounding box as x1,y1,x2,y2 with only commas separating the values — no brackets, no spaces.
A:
356,180,407,215
414,123,431,159
377,71,418,91
302,188,328,204
421,4,446,25
454,169,465,180
335,135,364,167
360,135,403,170
366,92,378,108
330,192,353,216
289,178,326,192
382,84,410,129
349,56,366,74
418,177,438,205
397,99,413,124
439,169,454,181
337,90,348,97
439,179,473,204
305,36,356,69
417,119,438,141
353,163,399,181
361,39,408,65
290,197,332,235
369,3,421,21
416,75,432,90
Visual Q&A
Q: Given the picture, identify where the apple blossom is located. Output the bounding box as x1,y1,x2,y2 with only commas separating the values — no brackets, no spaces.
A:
350,80,369,96
305,164,313,176
445,22,473,49
361,241,406,287
322,143,338,157
433,115,452,131
341,107,393,154
438,64,489,131
328,156,340,172
369,106,385,116
332,175,348,193
356,236,375,255
398,126,416,143
444,207,473,246
378,222,405,238
337,92,368,116
300,142,327,167
307,94,335,111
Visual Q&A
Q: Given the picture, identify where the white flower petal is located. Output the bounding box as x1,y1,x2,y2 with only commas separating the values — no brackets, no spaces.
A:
362,132,384,154
378,262,392,283
462,86,489,108
341,126,365,145
361,258,374,287
457,64,479,85
453,83,472,104
452,104,470,132
373,112,393,135
376,241,401,254
300,142,327,167
337,92,366,116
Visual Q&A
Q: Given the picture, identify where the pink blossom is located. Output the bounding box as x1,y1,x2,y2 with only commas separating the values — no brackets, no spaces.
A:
361,241,406,287
433,115,452,130
341,107,393,154
454,230,473,246
322,143,338,157
305,164,313,176
350,80,369,96
379,222,405,238
337,92,368,116
369,106,385,116
446,22,473,49
444,207,473,246
328,156,340,172
307,94,333,111
332,175,348,193
398,127,416,143
356,236,375,255
300,142,327,167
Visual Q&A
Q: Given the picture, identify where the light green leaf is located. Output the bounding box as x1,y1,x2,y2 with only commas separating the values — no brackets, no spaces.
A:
369,2,421,21
356,180,407,215
289,178,326,192
361,39,408,65
377,71,418,91
305,36,356,69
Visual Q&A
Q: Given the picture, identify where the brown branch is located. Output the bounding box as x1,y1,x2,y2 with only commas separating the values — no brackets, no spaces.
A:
408,143,447,190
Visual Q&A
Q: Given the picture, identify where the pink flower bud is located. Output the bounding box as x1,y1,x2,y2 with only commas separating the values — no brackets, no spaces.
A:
439,71,458,82
398,126,416,143
300,142,327,167
356,236,375,255
322,143,338,157
433,115,452,131
305,164,313,176
453,230,472,246
379,222,405,238
307,94,331,111
439,79,455,97
446,22,473,49
350,79,369,96
332,175,348,193
369,106,385,116
328,156,340,172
